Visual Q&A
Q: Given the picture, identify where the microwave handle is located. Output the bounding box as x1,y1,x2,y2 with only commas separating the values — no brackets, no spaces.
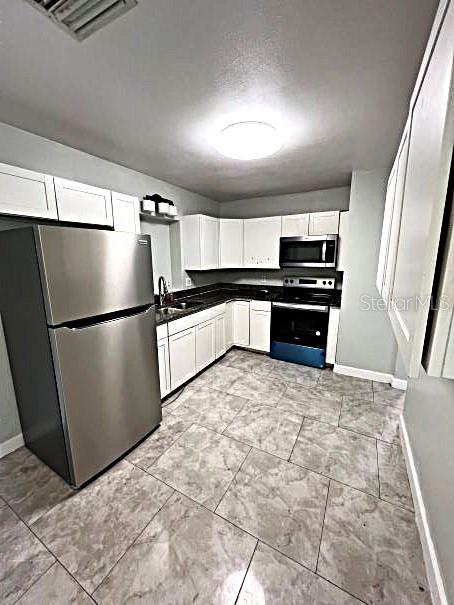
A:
321,241,327,262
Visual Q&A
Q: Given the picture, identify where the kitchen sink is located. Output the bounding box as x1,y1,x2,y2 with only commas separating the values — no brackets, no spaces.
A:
169,300,202,310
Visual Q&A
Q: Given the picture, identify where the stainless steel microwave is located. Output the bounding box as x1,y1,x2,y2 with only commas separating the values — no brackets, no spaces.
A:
279,235,338,268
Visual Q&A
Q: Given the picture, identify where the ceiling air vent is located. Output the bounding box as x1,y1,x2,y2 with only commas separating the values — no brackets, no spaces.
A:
25,0,138,41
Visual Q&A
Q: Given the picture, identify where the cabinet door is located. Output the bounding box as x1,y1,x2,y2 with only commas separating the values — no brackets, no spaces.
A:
200,216,219,269
389,4,454,377
195,319,216,372
233,301,250,346
112,191,140,233
169,327,196,390
309,211,340,235
250,309,271,352
182,214,201,270
215,314,227,358
244,217,281,268
219,219,243,268
157,337,171,398
55,178,113,226
326,308,340,364
282,214,309,237
0,162,58,220
336,211,349,272
225,302,234,348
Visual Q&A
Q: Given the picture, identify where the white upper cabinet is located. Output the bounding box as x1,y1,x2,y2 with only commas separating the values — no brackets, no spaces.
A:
243,216,282,268
386,2,454,377
55,178,113,226
0,162,58,220
182,214,219,270
112,191,140,233
309,211,340,235
336,211,349,272
281,213,309,237
219,219,244,268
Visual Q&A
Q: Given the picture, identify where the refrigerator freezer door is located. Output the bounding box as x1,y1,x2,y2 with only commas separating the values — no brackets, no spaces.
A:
50,306,161,487
35,225,153,325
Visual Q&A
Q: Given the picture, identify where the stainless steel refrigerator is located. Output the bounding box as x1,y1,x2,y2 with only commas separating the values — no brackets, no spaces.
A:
0,225,162,487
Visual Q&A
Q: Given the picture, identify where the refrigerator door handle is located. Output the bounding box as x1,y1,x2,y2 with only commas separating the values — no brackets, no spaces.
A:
58,304,154,331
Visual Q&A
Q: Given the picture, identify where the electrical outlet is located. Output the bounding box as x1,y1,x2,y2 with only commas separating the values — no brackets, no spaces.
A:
185,277,193,287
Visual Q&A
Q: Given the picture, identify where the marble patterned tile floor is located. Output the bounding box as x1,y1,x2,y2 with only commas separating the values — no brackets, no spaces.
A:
0,350,429,604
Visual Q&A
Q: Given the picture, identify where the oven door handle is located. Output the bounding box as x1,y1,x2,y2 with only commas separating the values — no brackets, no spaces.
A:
272,302,329,313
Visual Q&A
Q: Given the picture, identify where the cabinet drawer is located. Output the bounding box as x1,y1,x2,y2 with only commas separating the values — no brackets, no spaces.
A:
167,304,225,336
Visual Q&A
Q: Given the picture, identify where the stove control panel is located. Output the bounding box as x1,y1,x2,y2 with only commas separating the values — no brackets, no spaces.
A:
283,277,335,290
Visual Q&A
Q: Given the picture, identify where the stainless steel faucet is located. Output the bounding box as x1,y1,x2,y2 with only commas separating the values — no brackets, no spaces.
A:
158,275,168,307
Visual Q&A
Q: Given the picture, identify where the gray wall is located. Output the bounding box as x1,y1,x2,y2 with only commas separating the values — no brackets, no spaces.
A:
0,122,219,450
336,170,398,374
404,369,454,603
0,122,219,217
219,187,350,219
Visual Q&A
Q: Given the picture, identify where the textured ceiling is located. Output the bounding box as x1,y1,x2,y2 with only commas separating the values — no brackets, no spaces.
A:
0,1,438,201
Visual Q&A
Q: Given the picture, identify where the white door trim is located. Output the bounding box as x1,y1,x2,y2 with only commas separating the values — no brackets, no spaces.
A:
400,415,448,605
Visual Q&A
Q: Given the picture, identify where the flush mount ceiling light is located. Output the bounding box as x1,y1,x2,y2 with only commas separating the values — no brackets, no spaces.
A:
215,121,282,160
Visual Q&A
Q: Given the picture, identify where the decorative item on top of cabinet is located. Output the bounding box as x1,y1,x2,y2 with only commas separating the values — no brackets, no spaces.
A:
219,218,244,268
336,211,349,272
309,211,340,236
281,213,309,237
243,216,282,268
385,1,454,378
182,214,219,270
112,191,140,233
0,162,58,220
54,177,113,226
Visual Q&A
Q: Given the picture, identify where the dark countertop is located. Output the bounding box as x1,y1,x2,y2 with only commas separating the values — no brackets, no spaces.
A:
155,282,342,325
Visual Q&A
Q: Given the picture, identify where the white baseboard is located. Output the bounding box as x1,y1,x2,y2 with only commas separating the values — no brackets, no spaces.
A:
333,363,407,389
391,376,408,390
0,432,24,459
400,415,448,605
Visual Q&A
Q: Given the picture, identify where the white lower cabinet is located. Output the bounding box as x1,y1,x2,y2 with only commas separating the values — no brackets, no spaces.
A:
157,337,171,398
195,319,216,372
215,314,227,358
169,327,196,390
233,301,250,346
249,301,271,352
326,307,340,365
225,302,234,349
